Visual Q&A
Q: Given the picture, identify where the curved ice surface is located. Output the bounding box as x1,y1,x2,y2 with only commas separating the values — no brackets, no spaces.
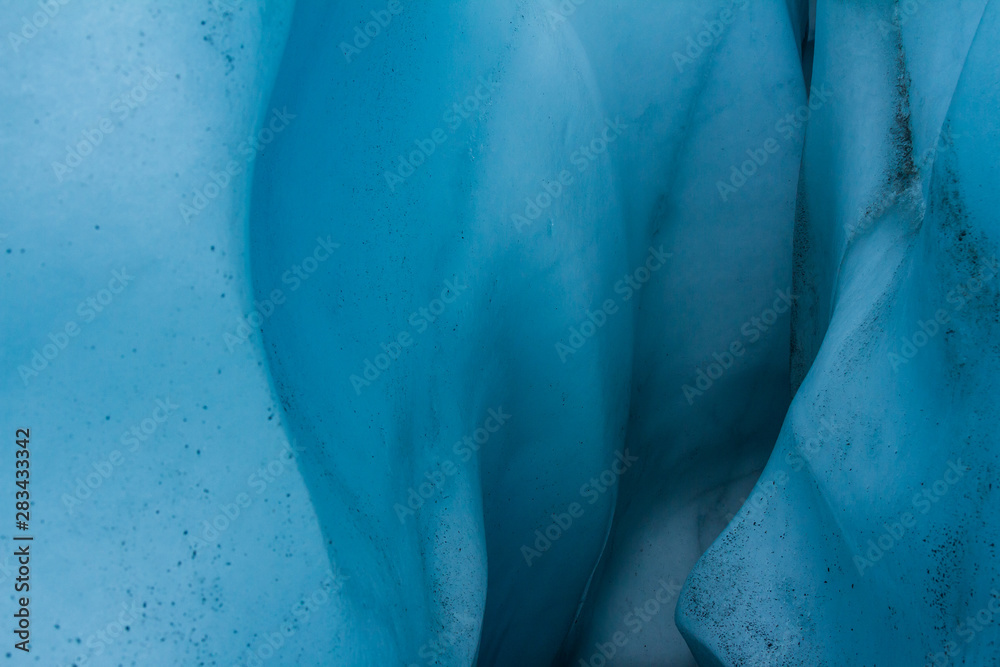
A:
252,0,805,664
1,1,346,665
6,0,1000,664
678,1,1000,664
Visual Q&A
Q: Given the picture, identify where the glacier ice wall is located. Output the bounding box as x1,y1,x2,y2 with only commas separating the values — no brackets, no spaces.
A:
251,0,807,664
678,0,1000,665
0,2,344,665
4,0,1000,664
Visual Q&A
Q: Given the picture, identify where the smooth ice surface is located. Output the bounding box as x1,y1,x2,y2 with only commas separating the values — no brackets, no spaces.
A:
252,0,805,664
1,2,341,665
5,0,1000,665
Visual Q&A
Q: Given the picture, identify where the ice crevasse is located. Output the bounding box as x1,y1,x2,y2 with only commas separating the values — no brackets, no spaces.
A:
2,0,1000,664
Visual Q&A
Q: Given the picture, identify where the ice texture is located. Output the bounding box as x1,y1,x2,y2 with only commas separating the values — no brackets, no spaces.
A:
678,1,1000,665
4,0,1000,665
252,1,805,664
0,2,342,665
